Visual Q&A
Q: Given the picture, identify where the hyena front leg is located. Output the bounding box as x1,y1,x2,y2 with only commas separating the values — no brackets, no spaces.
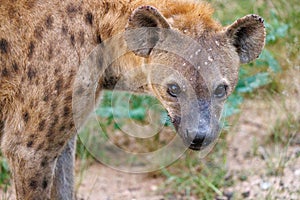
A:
2,137,57,200
1,110,72,200
51,136,76,200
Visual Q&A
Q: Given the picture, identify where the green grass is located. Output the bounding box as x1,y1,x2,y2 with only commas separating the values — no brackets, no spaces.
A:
159,135,230,199
0,153,10,189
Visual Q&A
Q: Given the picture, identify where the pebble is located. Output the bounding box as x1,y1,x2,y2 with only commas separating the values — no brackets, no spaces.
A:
279,180,284,187
260,181,271,190
151,185,158,191
294,169,300,176
242,191,250,198
223,191,234,200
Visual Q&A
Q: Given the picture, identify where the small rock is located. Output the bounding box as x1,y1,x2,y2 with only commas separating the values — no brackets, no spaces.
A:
223,191,234,200
294,169,300,176
242,191,250,198
260,181,271,190
151,185,158,191
279,180,284,187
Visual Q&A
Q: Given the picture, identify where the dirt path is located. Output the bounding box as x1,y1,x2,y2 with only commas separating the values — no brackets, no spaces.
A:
76,163,164,200
223,67,300,199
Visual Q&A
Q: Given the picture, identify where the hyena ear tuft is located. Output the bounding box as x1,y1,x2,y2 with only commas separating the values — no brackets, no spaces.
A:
225,14,266,64
125,6,170,58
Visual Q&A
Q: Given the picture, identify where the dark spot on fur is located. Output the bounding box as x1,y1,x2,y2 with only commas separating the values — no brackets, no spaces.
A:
29,180,38,190
40,158,47,167
23,111,30,123
79,31,85,46
45,15,54,29
28,41,35,59
12,62,19,72
48,46,53,61
0,120,4,133
69,121,75,129
46,131,52,138
63,106,70,117
43,91,49,102
62,24,68,35
37,142,45,151
0,39,8,54
27,67,36,80
66,4,78,17
59,125,66,132
2,68,9,77
54,68,60,75
96,34,102,44
70,34,75,46
27,140,33,148
38,119,46,131
51,101,58,111
34,26,44,40
8,7,16,19
64,95,72,103
55,78,64,95
58,141,64,147
25,0,36,9
42,178,48,189
85,12,93,25
29,134,36,139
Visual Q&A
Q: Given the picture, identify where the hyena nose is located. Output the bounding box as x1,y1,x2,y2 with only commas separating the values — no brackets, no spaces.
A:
187,129,212,151
192,132,206,145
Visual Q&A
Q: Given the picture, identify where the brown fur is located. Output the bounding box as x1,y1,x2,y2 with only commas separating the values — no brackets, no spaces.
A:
0,0,265,199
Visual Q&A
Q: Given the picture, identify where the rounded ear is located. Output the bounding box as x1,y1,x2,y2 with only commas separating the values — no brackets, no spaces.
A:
225,14,266,64
125,6,170,58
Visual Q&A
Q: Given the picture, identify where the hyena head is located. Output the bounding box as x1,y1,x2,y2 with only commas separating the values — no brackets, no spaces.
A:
125,5,265,150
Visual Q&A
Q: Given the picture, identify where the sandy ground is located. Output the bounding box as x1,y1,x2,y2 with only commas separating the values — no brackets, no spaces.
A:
75,164,164,200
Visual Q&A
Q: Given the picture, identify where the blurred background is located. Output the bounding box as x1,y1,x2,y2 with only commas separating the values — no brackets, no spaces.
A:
1,0,299,199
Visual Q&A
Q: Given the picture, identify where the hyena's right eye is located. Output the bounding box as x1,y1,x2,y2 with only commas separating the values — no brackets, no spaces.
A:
214,84,228,99
167,83,181,97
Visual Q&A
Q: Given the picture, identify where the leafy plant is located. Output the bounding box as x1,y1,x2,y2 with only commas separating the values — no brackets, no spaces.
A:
0,154,10,187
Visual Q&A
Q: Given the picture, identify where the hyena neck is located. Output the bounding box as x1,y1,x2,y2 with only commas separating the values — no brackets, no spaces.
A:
101,56,151,94
93,1,153,94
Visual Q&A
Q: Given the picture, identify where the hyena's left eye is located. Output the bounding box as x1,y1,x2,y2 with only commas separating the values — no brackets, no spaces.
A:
167,83,181,97
214,84,228,98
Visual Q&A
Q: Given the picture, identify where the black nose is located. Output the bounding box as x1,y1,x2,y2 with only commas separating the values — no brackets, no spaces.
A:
187,130,211,151
192,133,206,145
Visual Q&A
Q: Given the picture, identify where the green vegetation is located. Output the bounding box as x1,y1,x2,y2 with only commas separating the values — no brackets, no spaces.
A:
0,153,9,189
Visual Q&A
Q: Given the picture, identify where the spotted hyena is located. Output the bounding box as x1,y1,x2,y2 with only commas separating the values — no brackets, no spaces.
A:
0,0,265,199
